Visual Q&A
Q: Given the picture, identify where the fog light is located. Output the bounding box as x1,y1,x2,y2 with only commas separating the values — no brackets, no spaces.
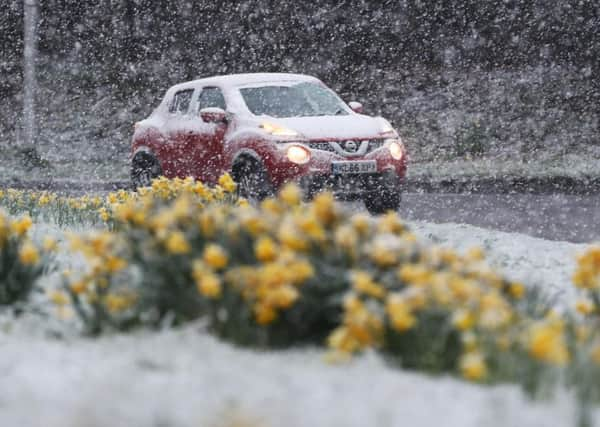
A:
287,145,311,164
389,141,403,160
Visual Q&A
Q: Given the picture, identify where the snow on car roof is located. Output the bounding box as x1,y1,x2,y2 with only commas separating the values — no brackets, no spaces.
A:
170,73,321,90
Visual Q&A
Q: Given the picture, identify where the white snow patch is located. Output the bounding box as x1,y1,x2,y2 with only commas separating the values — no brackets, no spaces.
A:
0,325,588,427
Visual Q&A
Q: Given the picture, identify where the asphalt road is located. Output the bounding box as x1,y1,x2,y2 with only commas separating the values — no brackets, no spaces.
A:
394,193,600,243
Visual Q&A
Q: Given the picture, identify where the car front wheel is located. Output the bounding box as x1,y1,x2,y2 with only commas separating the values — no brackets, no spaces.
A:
364,191,401,215
232,158,273,202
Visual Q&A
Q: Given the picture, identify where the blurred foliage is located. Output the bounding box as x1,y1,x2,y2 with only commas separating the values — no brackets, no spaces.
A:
0,210,49,306
0,187,108,227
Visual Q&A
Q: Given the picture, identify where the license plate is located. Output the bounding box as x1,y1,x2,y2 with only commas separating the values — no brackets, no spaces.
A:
331,160,377,174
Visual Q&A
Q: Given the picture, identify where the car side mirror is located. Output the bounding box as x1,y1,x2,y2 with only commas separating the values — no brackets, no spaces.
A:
200,107,228,124
348,101,363,114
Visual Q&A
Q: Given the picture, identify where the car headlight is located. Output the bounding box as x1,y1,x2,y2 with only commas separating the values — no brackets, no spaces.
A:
389,141,404,160
261,122,299,137
287,145,311,164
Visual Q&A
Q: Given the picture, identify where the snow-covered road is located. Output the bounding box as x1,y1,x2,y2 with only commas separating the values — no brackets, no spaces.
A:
0,221,596,427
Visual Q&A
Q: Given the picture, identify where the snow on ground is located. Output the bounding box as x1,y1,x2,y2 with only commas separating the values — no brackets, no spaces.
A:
0,324,586,427
412,221,589,307
0,221,596,427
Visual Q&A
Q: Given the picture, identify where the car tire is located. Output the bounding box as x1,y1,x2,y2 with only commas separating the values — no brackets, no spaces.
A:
233,158,273,202
364,191,401,215
131,152,162,191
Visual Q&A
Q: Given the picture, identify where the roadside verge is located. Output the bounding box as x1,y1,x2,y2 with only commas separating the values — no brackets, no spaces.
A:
1,176,600,195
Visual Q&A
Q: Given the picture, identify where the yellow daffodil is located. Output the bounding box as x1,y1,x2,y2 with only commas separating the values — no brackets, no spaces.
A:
328,326,361,354
508,282,525,299
296,214,326,242
311,192,336,225
527,319,570,365
106,256,128,273
352,271,385,299
350,213,371,236
452,309,476,331
203,244,228,269
254,236,278,262
377,212,405,234
279,183,302,206
19,242,39,265
386,293,417,332
266,284,299,309
165,231,191,254
11,216,32,236
254,302,277,325
196,272,222,299
104,293,134,313
573,246,600,290
285,259,314,285
239,211,268,236
49,290,69,306
198,211,217,237
459,351,487,381
576,299,595,315
69,280,88,295
278,221,308,251
42,236,58,252
334,225,358,252
218,173,237,193
370,241,397,267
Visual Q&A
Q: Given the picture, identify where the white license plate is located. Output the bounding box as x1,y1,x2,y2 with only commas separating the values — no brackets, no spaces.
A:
331,160,377,174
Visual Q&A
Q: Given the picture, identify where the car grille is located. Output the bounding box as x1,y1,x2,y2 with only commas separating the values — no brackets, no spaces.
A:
306,139,385,155
306,141,336,153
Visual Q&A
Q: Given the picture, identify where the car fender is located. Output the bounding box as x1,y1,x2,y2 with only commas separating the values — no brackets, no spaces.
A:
230,148,263,169
131,124,166,157
131,145,156,160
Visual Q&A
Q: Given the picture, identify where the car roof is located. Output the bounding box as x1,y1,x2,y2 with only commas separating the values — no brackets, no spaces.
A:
170,73,321,91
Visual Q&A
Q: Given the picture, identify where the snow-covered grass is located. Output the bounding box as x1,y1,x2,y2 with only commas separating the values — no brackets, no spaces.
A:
0,323,585,427
0,220,596,427
412,221,588,308
408,151,600,180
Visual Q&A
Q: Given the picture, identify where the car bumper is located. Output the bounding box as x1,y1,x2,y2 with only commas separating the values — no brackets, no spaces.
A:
298,169,401,200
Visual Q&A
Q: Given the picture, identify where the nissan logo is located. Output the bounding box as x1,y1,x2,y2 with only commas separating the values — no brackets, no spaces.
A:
344,140,358,152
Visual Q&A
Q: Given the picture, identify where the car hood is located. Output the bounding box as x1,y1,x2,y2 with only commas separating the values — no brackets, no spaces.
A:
274,115,387,140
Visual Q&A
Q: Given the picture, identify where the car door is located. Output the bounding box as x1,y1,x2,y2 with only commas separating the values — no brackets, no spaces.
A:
162,88,195,178
188,86,228,184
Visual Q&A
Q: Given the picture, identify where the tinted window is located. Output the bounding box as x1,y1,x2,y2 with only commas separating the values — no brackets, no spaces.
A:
169,89,194,114
197,87,226,111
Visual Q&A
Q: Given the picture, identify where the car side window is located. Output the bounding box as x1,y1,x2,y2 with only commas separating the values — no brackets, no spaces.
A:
168,89,194,114
197,87,226,111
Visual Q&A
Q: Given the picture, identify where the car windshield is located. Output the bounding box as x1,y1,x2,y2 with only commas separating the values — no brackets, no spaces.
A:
239,82,349,118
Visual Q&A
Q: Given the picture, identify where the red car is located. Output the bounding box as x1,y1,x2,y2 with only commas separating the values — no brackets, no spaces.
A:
130,73,407,213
